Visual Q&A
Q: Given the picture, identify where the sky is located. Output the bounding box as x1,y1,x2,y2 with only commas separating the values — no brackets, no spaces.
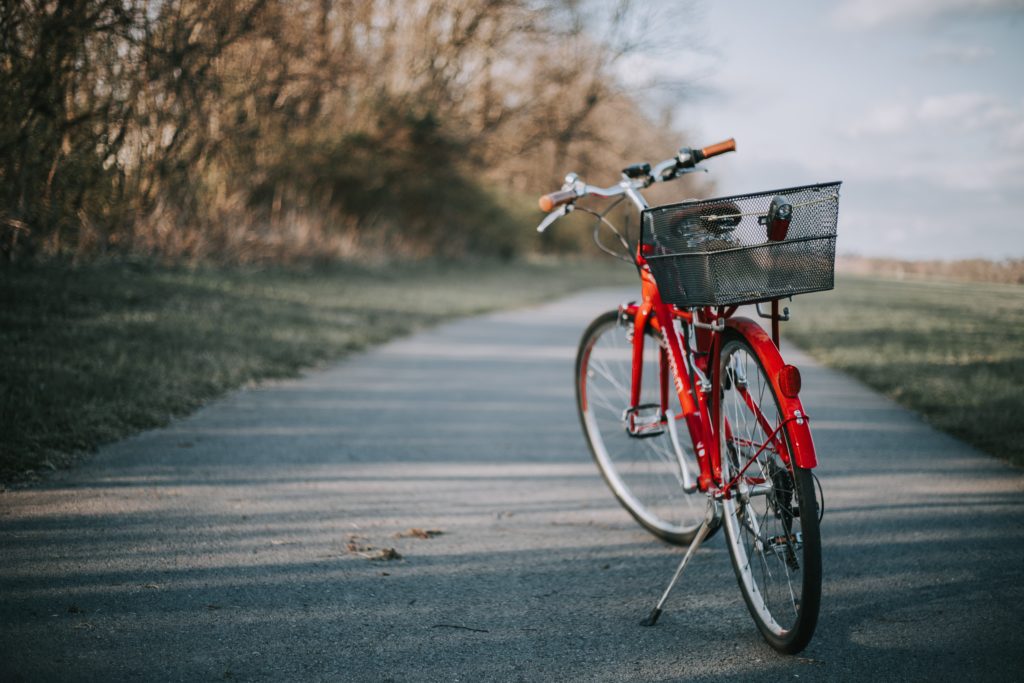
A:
622,0,1024,260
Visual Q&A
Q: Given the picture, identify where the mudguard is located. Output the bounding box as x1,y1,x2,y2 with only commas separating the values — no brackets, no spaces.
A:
724,317,818,469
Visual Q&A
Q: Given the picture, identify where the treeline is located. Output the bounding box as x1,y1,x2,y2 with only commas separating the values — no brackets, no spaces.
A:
837,256,1024,285
1,0,695,263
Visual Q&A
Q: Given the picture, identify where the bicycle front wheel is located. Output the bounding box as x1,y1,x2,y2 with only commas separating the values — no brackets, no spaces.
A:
576,310,707,545
719,333,821,653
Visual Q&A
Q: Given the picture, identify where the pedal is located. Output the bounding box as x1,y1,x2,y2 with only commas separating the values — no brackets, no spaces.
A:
625,404,666,438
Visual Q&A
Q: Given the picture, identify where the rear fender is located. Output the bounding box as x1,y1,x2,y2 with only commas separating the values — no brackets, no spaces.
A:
724,317,817,469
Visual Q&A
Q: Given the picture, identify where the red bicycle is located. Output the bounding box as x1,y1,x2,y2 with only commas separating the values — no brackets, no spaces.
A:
537,139,840,653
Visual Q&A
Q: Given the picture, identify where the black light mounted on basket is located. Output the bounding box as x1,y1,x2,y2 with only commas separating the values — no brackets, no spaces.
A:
661,201,742,249
763,195,793,241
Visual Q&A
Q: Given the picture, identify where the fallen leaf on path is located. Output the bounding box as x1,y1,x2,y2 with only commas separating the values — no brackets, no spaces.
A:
346,534,372,553
368,548,402,561
346,540,401,561
395,528,443,539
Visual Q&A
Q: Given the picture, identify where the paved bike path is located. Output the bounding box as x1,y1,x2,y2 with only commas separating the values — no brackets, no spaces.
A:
2,288,1022,681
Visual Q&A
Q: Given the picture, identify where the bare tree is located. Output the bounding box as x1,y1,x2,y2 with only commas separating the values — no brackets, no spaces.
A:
0,0,699,262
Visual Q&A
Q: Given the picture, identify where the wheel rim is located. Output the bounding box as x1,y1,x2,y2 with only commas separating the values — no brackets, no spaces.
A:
720,341,808,637
579,314,704,539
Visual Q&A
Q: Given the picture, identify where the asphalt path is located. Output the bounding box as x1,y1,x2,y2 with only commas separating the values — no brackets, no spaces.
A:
2,288,1023,682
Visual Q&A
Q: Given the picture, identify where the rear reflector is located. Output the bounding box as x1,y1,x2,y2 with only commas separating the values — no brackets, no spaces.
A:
778,365,801,398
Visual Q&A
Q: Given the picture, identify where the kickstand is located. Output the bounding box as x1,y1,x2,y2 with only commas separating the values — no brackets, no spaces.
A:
640,499,720,627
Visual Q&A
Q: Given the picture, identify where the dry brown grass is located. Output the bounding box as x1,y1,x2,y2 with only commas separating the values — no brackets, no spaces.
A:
837,255,1024,285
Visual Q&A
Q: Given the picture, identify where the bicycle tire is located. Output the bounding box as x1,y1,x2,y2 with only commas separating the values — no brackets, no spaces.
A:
576,310,709,545
718,332,821,653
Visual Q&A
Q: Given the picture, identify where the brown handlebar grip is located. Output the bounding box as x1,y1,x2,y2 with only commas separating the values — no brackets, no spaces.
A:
700,137,737,159
538,189,578,212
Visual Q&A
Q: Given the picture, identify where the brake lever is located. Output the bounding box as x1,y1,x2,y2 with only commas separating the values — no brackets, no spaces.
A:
536,203,573,233
652,158,706,183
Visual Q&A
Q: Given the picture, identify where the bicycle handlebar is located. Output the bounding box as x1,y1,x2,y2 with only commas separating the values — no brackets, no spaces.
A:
694,137,736,163
538,189,578,212
537,138,737,214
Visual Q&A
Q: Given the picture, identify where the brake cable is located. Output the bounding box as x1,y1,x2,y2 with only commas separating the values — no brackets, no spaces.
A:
574,196,634,264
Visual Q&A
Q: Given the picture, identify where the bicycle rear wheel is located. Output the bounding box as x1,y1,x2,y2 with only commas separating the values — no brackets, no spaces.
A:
719,334,821,653
576,310,707,545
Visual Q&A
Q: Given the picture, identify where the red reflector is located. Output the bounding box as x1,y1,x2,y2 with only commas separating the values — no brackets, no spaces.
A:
778,365,801,398
640,243,654,255
767,216,791,241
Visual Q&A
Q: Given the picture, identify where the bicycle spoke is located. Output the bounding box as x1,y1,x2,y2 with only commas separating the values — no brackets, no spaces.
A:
587,383,625,415
720,339,820,651
589,357,631,397
577,312,706,545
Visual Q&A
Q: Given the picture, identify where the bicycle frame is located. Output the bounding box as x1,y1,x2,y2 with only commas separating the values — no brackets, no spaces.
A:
617,252,818,497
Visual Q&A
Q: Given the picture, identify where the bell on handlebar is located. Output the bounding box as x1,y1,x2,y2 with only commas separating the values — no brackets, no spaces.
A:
675,147,695,169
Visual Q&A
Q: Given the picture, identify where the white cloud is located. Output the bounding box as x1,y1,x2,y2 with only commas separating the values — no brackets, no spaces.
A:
823,143,1024,193
895,156,1024,192
925,43,995,64
833,0,1024,28
917,92,1015,127
846,93,1023,139
846,104,913,136
1008,120,1024,149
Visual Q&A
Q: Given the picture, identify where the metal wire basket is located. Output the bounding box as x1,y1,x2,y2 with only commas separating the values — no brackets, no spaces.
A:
641,182,841,307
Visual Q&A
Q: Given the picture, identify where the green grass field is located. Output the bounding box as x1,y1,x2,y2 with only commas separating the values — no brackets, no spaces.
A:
784,275,1024,467
4,263,1021,484
0,259,633,482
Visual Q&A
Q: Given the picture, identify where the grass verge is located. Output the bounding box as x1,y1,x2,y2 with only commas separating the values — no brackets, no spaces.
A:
784,275,1024,468
0,258,634,482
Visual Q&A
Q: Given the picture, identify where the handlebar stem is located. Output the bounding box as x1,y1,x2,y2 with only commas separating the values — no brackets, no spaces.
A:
623,183,650,211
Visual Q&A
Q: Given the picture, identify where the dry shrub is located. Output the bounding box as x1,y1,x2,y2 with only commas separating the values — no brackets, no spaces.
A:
1,1,703,264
